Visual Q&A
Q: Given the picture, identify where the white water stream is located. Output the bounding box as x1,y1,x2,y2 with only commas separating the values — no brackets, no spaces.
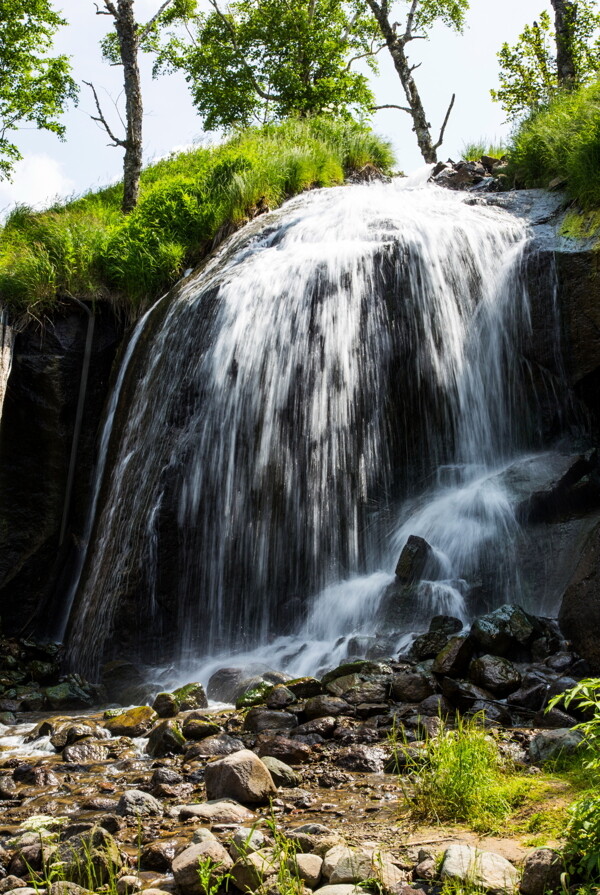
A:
64,178,555,684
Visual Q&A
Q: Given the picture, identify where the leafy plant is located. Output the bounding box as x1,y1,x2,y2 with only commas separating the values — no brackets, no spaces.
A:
197,856,232,895
562,795,600,883
547,677,600,771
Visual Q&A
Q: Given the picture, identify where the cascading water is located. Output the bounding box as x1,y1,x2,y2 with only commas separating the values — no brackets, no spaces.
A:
0,310,14,421
65,178,558,682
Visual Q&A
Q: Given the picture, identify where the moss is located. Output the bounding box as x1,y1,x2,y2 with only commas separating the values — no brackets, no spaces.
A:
103,705,157,736
560,208,600,245
236,682,273,708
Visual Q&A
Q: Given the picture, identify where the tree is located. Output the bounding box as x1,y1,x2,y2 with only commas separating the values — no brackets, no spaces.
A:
154,0,379,130
364,0,469,163
491,0,600,121
90,0,195,213
0,0,78,180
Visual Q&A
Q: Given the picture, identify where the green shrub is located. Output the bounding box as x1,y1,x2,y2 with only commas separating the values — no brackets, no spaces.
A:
0,118,394,318
509,81,600,208
547,677,600,772
563,795,600,883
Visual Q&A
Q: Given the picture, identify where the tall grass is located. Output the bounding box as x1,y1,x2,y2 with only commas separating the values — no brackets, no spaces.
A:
509,81,600,208
0,118,394,318
461,139,508,161
399,714,526,832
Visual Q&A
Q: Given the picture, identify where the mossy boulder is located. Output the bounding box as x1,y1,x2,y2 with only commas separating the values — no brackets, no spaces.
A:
236,682,273,709
103,705,157,737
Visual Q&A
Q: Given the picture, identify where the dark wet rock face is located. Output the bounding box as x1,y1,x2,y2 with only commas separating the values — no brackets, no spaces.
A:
0,308,123,637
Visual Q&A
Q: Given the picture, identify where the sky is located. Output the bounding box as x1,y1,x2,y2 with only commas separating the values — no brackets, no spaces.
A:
0,0,554,214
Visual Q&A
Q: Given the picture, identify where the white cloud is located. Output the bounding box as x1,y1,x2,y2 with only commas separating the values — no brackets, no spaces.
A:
0,155,75,219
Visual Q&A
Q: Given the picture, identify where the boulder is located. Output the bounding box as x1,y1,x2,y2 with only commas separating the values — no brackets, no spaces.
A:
395,536,436,583
184,734,244,760
172,841,233,895
230,850,278,892
559,519,600,672
204,749,277,804
173,682,208,710
469,655,522,697
255,734,313,764
116,877,142,895
529,728,583,764
260,756,301,788
440,844,519,895
104,706,156,737
62,740,110,763
266,685,297,709
432,635,474,676
333,745,385,773
390,671,435,703
304,695,351,720
181,716,221,740
520,849,563,895
291,853,323,888
116,790,163,817
285,677,324,698
207,668,248,703
53,827,123,887
243,708,298,733
146,719,185,757
178,800,255,824
429,615,463,635
152,692,179,718
470,605,538,657
410,632,449,662
229,827,269,858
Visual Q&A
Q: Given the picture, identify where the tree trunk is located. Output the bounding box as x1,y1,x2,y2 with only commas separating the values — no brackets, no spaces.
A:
115,0,143,213
366,0,438,164
551,0,577,86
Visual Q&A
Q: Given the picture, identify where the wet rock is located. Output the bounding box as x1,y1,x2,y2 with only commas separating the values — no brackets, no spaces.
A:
13,763,59,786
286,677,324,699
50,721,106,750
0,880,28,893
322,847,355,881
470,605,538,657
181,716,221,740
204,749,277,804
236,681,273,709
432,635,474,677
266,685,297,709
391,672,434,703
151,767,183,787
293,717,337,739
410,632,449,662
321,661,391,685
44,680,95,711
440,844,518,895
140,839,180,871
116,789,163,817
304,696,351,720
104,706,157,738
152,692,178,718
243,708,298,733
417,694,453,717
529,728,583,764
313,887,365,895
329,850,378,885
0,775,17,799
334,745,385,773
470,700,513,726
440,678,494,712
395,536,435,583
184,734,244,760
178,800,255,823
520,848,563,895
49,884,94,895
469,655,521,698
255,734,313,764
173,682,208,711
429,615,463,635
414,857,437,880
173,841,233,895
335,680,389,706
147,719,186,757
62,740,110,763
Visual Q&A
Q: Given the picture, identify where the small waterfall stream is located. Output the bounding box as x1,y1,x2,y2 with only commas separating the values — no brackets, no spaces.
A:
65,179,558,681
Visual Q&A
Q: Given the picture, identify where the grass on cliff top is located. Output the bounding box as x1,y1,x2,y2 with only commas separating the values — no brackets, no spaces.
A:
508,80,600,211
0,118,394,320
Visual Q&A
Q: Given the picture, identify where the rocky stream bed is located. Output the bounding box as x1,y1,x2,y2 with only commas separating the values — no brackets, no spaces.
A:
0,603,590,895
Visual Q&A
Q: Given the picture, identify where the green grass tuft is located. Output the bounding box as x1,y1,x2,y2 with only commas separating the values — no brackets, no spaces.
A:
508,81,600,209
399,714,528,832
461,139,509,161
0,118,394,319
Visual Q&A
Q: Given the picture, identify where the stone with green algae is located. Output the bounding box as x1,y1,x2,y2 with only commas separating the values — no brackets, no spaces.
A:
103,705,156,737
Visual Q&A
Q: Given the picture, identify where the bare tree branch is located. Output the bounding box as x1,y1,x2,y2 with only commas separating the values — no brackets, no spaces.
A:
433,92,455,150
345,40,386,71
84,80,126,148
404,0,419,40
370,103,412,113
138,0,175,42
208,0,279,101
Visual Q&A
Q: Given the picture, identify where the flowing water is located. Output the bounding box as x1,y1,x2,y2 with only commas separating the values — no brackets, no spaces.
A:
65,179,558,682
0,311,13,421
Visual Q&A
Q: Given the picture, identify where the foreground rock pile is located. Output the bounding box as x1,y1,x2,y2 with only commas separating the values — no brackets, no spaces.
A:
0,603,588,895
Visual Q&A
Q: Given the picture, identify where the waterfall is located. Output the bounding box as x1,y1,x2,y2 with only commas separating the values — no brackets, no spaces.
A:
0,311,14,422
65,179,556,679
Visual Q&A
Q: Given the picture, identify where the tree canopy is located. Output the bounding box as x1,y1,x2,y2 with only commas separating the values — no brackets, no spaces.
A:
491,0,600,121
154,0,378,130
0,0,78,179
